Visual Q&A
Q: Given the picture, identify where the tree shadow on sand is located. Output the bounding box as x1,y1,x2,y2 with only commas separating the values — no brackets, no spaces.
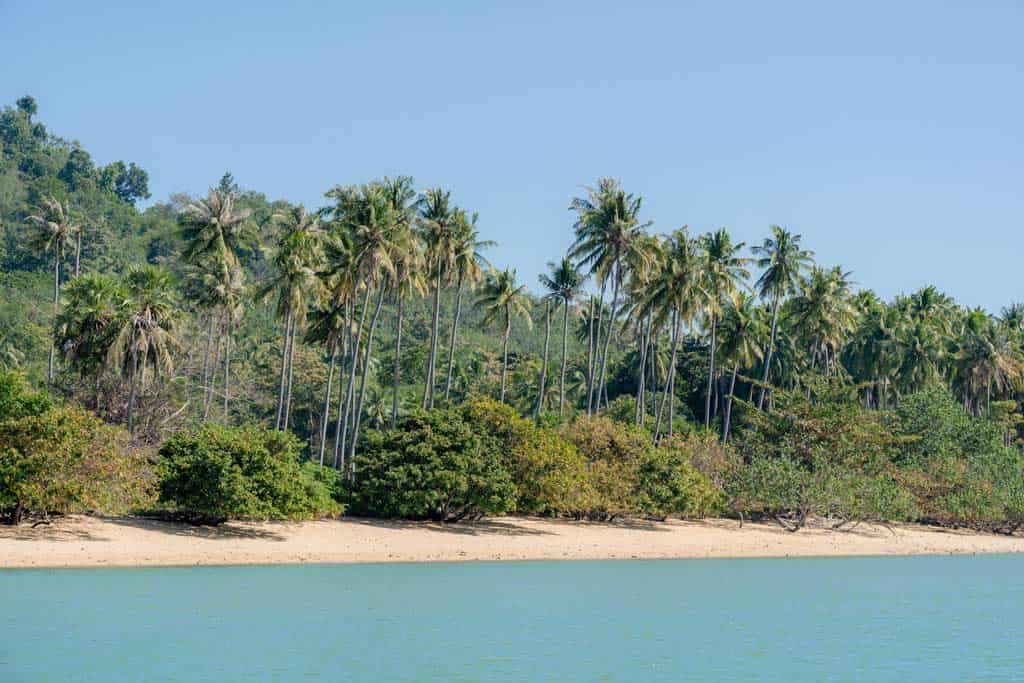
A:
105,515,288,541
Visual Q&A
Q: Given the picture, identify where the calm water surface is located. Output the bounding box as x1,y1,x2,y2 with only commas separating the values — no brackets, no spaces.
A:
2,555,1023,681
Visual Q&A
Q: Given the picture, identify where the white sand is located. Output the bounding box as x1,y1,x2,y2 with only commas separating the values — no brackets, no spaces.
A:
2,515,1023,569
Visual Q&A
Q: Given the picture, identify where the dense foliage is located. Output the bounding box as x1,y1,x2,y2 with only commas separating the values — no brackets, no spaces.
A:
157,424,342,524
0,371,151,524
3,96,1024,532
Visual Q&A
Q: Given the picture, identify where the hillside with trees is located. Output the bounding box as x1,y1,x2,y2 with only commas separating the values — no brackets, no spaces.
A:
2,95,1023,531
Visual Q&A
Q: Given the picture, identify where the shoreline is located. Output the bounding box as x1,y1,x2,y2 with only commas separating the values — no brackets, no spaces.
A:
2,515,1023,569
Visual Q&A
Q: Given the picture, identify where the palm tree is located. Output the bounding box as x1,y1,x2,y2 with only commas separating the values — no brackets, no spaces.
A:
539,258,585,415
717,292,764,441
637,228,700,439
444,210,492,402
260,204,326,431
28,196,81,382
789,266,856,376
417,188,458,409
379,176,424,425
109,265,178,433
697,228,750,428
179,188,256,422
476,268,533,403
53,273,124,408
751,225,814,409
305,301,349,464
569,178,650,414
328,183,400,470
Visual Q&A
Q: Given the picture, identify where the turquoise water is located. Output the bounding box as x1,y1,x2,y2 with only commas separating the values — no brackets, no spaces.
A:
3,555,1023,681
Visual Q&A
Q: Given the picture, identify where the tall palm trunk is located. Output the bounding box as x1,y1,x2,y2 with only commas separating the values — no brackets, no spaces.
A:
634,316,649,425
338,288,371,470
536,301,551,418
222,314,232,423
200,313,215,417
332,304,352,469
584,296,595,414
204,324,222,422
654,309,679,440
392,296,404,428
126,346,139,434
723,363,739,442
424,264,443,409
595,262,621,414
349,285,387,470
318,341,337,465
758,294,781,410
48,253,60,383
275,310,293,429
588,283,607,414
704,313,717,428
499,305,511,403
283,316,298,431
559,299,570,416
443,274,465,402
74,230,81,277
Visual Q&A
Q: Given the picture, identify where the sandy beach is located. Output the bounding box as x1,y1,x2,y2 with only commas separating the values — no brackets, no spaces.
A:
2,515,1023,568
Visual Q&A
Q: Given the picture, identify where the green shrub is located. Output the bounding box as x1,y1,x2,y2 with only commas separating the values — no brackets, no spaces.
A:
347,408,516,520
643,436,724,518
0,372,151,524
157,424,342,524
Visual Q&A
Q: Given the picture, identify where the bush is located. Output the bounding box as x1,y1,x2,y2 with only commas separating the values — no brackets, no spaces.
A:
157,424,342,524
460,396,592,515
643,436,725,519
347,408,516,520
0,372,151,524
895,388,1024,531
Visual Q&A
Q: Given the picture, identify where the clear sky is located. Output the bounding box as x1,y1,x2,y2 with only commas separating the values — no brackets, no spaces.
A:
3,1,1022,309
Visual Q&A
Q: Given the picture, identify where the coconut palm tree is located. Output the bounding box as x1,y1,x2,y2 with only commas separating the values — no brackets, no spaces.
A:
697,228,750,428
539,258,585,415
28,196,81,382
476,268,533,403
179,188,256,422
109,265,178,433
417,187,458,409
444,210,492,402
637,228,700,439
751,225,814,409
569,178,650,414
260,204,326,431
717,292,764,441
789,266,857,376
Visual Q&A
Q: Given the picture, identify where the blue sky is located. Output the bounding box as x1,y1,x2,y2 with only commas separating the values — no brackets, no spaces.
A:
3,1,1022,309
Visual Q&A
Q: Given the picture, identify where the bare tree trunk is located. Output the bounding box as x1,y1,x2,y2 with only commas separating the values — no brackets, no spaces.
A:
536,301,551,418
200,313,215,417
723,363,739,442
654,309,679,440
275,310,292,429
338,288,370,471
48,254,60,383
635,316,648,425
559,299,570,416
283,316,298,431
500,306,511,403
126,347,139,434
758,294,781,410
392,296,404,428
588,285,606,415
204,325,222,422
704,313,717,428
424,264,443,409
74,230,81,277
444,274,465,402
318,342,337,465
595,263,620,415
222,315,231,423
348,285,387,471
